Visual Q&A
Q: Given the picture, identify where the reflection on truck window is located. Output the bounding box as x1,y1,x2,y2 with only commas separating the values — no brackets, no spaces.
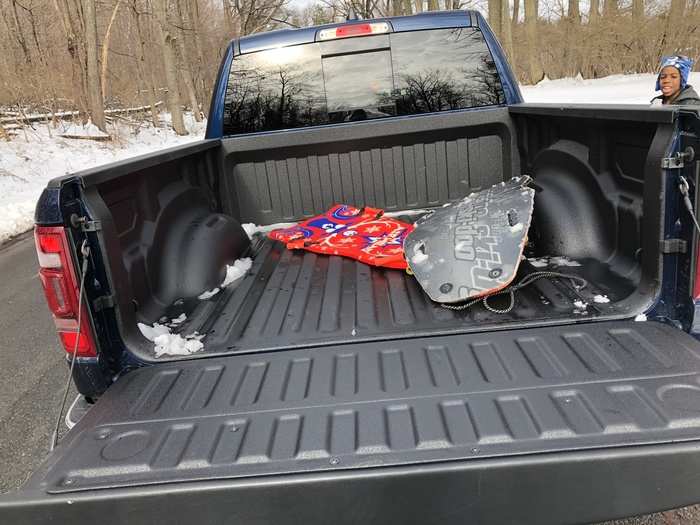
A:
222,27,505,135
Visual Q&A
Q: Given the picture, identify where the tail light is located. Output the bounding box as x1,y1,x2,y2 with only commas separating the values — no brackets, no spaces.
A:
695,244,700,300
317,22,391,41
35,226,97,358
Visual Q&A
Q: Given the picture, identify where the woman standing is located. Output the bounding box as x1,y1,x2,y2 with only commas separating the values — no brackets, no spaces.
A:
651,56,700,105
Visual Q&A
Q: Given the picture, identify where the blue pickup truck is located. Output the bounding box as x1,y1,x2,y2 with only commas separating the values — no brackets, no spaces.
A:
3,10,700,524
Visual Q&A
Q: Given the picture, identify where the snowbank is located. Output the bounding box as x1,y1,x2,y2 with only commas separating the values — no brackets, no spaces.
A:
520,72,700,104
0,113,205,244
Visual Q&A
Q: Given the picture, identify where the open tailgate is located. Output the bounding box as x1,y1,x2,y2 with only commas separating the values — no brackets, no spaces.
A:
3,320,700,524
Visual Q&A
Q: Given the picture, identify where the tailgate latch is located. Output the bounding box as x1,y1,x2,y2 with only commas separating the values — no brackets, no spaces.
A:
662,147,696,169
70,214,102,232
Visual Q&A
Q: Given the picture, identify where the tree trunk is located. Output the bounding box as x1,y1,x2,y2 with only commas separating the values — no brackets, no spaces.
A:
512,0,520,26
668,0,684,26
603,0,618,16
632,0,643,19
413,0,422,13
100,0,123,102
133,0,160,127
185,0,208,109
8,0,31,64
82,0,106,131
153,0,187,135
569,0,580,22
589,0,599,22
488,0,502,35
427,0,438,10
500,0,514,60
222,0,235,35
174,0,201,121
524,0,541,83
54,0,88,115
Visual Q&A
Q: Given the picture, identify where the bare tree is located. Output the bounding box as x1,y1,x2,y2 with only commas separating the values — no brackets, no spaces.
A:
488,0,502,34
174,0,202,121
568,0,579,23
153,0,187,135
589,0,599,22
4,0,31,64
603,0,617,16
132,0,160,126
632,0,643,19
100,0,123,102
524,0,541,83
500,0,514,60
82,0,106,131
53,0,89,116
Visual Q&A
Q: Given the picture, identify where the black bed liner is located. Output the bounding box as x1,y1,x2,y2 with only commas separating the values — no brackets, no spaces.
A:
5,320,700,524
183,234,639,356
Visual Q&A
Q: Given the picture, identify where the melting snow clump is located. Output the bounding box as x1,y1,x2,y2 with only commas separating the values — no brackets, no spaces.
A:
198,287,220,300
199,257,252,299
412,252,429,264
169,313,187,325
635,313,647,322
593,294,610,304
221,258,252,287
550,256,581,267
528,257,548,268
510,223,524,233
138,321,204,357
573,300,588,310
137,322,170,341
153,332,204,357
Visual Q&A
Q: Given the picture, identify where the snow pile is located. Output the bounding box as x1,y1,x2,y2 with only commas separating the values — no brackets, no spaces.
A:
137,321,204,358
635,313,648,322
528,256,582,268
412,251,429,264
593,294,610,304
137,322,170,341
198,257,252,300
153,332,204,358
169,313,187,325
222,257,253,286
0,113,206,244
521,72,700,104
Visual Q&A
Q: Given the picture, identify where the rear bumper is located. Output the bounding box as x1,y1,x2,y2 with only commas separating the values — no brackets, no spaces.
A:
3,441,700,525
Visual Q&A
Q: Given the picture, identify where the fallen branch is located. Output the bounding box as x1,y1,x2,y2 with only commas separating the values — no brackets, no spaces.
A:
58,133,112,141
0,102,164,125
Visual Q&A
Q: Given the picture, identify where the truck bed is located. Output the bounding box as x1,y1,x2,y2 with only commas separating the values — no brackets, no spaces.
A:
185,231,638,357
80,105,668,363
4,320,700,524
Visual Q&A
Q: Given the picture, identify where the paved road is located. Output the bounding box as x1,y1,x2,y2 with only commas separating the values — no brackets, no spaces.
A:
0,234,697,524
0,233,75,493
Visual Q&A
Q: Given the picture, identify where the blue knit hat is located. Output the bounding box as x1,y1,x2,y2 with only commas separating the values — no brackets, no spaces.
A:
656,55,694,91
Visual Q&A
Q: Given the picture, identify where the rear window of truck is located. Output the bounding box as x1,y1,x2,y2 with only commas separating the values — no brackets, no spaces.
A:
222,27,505,135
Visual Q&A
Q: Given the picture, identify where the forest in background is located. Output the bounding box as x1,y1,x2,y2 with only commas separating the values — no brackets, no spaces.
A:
0,0,698,137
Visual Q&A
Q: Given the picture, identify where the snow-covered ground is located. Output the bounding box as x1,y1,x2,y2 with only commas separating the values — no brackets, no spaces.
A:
1,72,699,244
0,113,206,244
520,72,700,104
